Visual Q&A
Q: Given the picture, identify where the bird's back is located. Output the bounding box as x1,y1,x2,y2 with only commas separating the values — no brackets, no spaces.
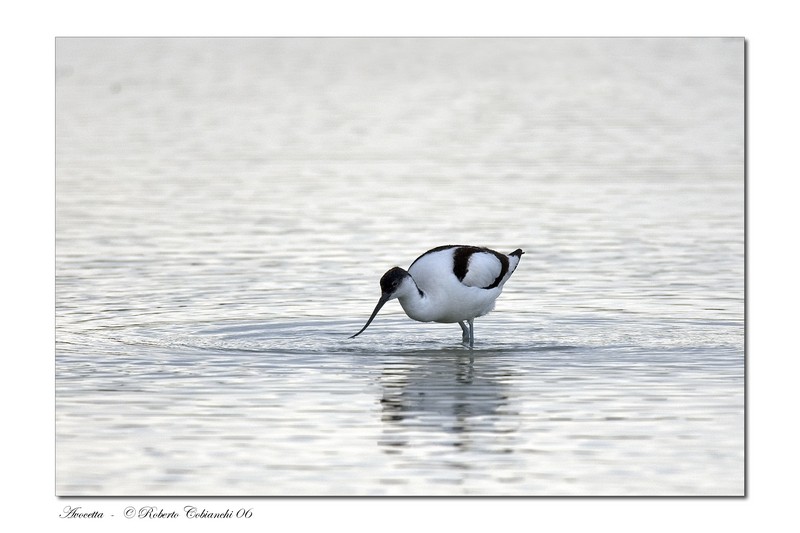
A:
408,245,522,292
400,245,523,324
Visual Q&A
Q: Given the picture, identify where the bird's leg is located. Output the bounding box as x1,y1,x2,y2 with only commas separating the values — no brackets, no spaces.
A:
467,318,474,348
458,321,469,344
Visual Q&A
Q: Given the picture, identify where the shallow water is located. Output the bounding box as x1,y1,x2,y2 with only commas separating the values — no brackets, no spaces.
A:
56,37,744,495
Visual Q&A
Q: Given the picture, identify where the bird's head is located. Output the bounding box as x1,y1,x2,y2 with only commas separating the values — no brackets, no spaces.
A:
350,267,414,339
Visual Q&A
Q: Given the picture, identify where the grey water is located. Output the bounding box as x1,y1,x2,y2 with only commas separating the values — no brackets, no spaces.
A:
56,37,744,496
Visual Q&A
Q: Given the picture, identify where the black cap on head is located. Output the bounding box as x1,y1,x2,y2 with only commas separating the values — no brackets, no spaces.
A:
380,267,408,295
350,267,410,340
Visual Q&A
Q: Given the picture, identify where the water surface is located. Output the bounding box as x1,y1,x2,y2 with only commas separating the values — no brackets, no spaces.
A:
56,37,744,495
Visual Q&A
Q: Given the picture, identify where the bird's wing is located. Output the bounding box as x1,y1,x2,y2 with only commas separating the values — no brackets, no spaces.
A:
459,251,506,289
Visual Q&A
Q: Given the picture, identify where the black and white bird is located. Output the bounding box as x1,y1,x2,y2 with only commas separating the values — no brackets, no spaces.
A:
350,245,524,346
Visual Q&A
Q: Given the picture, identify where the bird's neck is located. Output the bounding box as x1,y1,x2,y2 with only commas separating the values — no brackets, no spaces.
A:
396,278,433,322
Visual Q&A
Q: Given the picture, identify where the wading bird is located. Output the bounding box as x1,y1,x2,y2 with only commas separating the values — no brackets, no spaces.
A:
350,245,523,346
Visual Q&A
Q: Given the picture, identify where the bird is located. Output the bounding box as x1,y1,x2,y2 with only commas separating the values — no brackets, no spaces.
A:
350,245,524,347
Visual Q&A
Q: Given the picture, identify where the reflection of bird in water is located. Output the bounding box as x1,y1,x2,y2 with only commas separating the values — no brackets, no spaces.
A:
377,352,517,455
350,245,524,346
